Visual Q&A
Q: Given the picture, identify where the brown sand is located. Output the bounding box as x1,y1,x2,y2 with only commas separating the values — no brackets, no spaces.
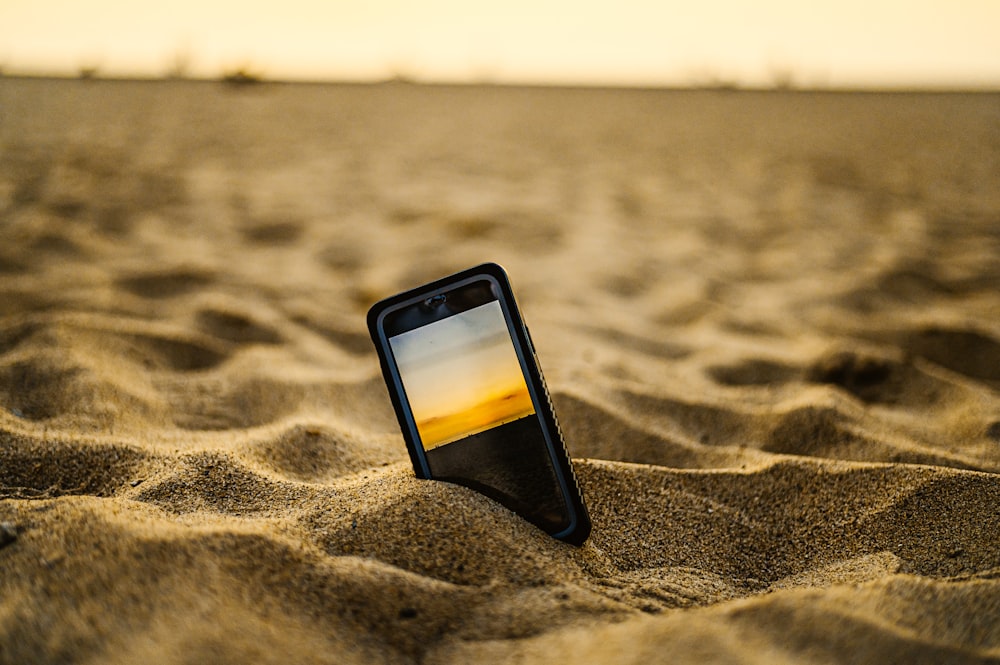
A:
1,79,999,664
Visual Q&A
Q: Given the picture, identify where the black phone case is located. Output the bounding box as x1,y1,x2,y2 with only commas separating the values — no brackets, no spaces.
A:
367,263,591,545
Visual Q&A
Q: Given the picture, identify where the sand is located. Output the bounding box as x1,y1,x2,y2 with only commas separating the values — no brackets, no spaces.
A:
1,78,998,664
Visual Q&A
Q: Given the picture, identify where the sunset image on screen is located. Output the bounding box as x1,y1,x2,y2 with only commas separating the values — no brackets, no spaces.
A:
389,300,535,449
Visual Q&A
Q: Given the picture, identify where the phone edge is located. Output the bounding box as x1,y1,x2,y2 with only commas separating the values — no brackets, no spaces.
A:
366,262,591,546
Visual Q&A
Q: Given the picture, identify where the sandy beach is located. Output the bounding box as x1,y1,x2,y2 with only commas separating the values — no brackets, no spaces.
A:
1,78,998,664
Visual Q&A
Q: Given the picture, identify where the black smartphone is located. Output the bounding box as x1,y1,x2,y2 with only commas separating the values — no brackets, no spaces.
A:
367,263,590,545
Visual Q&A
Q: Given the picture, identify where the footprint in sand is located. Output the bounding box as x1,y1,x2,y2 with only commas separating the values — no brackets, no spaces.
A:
116,269,215,299
196,308,282,345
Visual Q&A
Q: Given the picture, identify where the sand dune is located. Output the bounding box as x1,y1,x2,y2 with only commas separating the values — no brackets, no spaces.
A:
1,79,999,663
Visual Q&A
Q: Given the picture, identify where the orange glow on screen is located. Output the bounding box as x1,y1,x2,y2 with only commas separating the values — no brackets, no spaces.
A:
416,383,535,449
389,300,536,449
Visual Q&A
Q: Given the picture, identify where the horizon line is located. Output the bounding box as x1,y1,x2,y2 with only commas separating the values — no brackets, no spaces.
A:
3,70,999,95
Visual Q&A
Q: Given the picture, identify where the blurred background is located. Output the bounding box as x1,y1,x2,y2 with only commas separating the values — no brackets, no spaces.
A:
2,0,998,89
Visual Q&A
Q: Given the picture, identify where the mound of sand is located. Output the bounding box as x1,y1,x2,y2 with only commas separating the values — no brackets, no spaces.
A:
1,79,998,664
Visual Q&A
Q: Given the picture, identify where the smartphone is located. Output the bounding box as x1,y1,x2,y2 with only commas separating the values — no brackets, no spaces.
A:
367,263,590,545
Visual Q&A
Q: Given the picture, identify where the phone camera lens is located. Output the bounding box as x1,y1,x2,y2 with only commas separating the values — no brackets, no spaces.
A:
422,294,447,309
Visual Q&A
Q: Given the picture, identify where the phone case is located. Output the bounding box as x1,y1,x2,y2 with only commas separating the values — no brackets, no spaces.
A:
367,263,591,545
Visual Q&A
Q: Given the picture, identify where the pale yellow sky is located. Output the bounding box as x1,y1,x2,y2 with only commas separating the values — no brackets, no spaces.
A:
1,0,998,87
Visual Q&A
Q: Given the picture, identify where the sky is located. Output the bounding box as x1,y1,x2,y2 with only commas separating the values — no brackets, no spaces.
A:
1,1,998,88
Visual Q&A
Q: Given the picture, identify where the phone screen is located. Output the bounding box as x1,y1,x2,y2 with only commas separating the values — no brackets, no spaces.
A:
383,279,572,534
